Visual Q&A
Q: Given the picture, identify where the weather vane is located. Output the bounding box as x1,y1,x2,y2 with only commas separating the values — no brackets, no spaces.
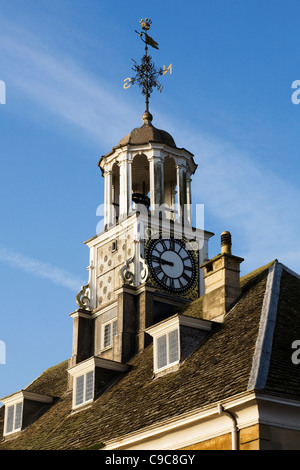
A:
123,18,172,114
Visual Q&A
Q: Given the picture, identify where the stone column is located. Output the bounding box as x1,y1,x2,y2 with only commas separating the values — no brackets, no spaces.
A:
186,175,192,225
149,154,164,212
115,289,137,362
127,158,133,215
70,310,94,366
118,154,133,219
176,163,187,221
118,158,126,219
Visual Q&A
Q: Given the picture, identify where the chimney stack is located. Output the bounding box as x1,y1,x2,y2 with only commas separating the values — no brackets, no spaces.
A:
200,232,244,322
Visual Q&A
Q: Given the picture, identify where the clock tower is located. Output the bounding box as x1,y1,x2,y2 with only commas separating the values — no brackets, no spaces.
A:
69,19,214,370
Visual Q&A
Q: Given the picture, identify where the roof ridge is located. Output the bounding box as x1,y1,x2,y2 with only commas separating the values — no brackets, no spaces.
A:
278,262,300,280
240,259,277,284
247,260,283,391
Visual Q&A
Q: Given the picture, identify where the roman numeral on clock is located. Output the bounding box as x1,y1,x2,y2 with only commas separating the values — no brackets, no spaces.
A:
153,265,163,276
181,273,191,283
184,265,193,272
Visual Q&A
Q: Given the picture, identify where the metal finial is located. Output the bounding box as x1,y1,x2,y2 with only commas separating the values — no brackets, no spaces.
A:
139,18,152,30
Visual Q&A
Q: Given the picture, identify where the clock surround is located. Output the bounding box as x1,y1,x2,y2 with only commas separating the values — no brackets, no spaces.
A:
145,231,199,300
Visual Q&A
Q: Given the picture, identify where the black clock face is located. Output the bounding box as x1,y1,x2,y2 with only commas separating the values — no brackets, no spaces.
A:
146,238,197,294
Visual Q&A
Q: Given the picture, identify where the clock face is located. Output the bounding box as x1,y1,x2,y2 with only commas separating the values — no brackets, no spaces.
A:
146,237,197,294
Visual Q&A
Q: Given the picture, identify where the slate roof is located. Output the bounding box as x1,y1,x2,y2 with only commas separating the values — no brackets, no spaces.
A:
105,112,177,155
1,259,300,450
98,113,196,172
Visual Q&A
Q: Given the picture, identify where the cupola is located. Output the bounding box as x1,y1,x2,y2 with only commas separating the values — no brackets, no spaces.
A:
118,111,176,148
98,112,197,229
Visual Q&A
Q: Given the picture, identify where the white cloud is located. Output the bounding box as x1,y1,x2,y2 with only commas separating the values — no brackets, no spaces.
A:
0,30,138,147
0,245,84,291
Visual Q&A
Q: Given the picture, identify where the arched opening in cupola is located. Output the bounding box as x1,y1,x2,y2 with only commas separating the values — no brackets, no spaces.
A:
132,153,150,210
112,162,120,223
163,156,177,220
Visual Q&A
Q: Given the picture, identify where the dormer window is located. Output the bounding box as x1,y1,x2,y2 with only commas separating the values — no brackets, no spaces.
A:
75,370,94,407
156,329,179,370
68,356,128,411
5,401,23,435
69,360,96,410
146,314,212,378
1,391,53,437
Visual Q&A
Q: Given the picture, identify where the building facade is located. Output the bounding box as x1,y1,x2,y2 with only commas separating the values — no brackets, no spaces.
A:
1,111,300,451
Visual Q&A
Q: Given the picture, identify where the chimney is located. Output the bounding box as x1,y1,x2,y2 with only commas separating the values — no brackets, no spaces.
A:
200,232,244,322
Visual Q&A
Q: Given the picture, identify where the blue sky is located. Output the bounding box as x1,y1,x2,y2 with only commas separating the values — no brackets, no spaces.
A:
1,0,300,399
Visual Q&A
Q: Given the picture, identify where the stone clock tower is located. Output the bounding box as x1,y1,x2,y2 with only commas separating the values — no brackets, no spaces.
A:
68,19,214,371
69,110,213,370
